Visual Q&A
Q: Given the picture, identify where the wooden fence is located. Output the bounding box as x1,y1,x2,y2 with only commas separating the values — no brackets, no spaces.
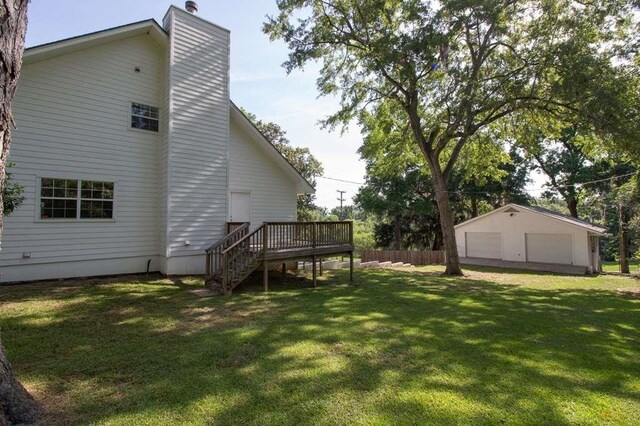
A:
361,250,445,265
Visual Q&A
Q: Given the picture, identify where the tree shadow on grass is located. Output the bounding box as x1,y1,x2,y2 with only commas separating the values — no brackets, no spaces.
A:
1,269,639,424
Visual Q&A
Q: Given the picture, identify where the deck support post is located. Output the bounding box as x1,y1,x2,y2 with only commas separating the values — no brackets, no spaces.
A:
263,261,269,292
349,251,354,283
281,263,286,280
312,255,317,288
319,257,323,276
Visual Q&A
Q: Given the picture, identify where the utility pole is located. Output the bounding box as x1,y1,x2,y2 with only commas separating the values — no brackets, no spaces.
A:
337,190,346,220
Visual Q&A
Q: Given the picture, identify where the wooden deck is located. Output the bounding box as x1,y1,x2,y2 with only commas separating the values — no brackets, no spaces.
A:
205,221,354,294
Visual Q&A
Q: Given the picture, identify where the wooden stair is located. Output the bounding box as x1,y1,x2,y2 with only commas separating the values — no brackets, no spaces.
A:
205,221,355,295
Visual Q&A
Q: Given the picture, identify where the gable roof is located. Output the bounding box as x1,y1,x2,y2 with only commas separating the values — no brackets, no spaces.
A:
230,102,315,195
24,19,168,65
455,203,608,235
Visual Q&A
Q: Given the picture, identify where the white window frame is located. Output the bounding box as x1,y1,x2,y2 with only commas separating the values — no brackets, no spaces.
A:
36,176,117,223
130,102,159,132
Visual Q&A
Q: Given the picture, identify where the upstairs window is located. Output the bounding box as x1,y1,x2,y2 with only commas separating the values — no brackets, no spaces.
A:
40,178,114,220
131,102,159,132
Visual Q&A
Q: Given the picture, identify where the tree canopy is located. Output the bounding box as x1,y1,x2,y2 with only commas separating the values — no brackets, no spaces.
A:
265,0,638,275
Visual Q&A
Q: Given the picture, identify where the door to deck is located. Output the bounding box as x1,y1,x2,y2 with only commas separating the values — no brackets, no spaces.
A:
230,192,251,223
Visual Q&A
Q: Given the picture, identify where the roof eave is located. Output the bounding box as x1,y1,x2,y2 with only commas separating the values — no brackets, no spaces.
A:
24,19,168,66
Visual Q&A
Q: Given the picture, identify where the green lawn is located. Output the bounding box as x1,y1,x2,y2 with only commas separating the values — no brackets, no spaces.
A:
1,267,639,425
602,260,639,273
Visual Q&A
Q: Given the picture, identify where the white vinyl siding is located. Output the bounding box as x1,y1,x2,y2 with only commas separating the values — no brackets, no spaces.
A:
228,117,297,226
466,232,502,259
526,233,573,264
0,35,163,274
163,8,230,258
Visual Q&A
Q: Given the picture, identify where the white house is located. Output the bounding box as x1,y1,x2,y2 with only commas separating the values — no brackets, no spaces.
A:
0,4,315,283
455,204,607,274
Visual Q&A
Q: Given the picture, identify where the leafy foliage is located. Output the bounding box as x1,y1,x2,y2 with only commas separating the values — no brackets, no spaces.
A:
355,101,531,250
2,163,24,216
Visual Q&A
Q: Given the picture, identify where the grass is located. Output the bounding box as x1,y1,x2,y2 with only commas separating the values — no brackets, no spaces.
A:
1,267,639,425
602,260,639,273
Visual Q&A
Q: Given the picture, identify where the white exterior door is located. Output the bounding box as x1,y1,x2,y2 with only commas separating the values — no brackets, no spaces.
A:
466,232,502,259
526,233,573,264
230,192,251,223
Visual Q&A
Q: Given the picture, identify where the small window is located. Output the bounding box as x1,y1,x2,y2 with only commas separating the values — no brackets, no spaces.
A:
40,178,114,220
131,102,159,132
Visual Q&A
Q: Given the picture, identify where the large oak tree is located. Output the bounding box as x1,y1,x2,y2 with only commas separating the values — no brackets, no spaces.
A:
0,1,39,424
264,0,636,275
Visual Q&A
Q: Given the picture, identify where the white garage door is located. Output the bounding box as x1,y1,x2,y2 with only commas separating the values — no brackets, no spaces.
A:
526,233,573,264
466,232,502,259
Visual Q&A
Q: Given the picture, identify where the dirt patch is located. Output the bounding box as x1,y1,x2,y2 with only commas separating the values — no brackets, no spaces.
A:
176,302,280,335
617,287,640,298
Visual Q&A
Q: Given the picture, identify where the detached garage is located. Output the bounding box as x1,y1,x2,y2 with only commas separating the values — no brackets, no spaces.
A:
454,204,607,274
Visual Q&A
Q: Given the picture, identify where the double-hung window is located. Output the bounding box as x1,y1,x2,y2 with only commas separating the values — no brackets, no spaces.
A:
40,178,114,220
131,102,159,132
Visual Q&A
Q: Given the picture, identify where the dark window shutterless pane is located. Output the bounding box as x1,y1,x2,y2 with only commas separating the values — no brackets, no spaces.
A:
41,188,53,197
131,103,159,132
80,198,113,219
41,178,54,188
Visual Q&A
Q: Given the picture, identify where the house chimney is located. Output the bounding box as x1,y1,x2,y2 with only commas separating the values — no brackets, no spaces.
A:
185,1,198,13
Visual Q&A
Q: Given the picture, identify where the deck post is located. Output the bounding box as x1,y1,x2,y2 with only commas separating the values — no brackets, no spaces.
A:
281,262,286,280
263,223,269,292
312,255,317,288
264,261,269,292
319,257,323,276
349,251,354,283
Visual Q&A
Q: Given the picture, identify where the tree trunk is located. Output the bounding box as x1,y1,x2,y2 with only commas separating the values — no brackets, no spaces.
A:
393,214,401,250
619,205,630,274
470,197,479,218
430,166,463,276
431,229,443,251
1,2,34,424
0,0,28,240
566,196,579,218
0,338,41,424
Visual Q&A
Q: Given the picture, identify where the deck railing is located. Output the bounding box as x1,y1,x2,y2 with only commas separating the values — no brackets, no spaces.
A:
208,221,354,293
263,221,353,251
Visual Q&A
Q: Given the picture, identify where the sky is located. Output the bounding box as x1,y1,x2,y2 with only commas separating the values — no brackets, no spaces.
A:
25,0,366,209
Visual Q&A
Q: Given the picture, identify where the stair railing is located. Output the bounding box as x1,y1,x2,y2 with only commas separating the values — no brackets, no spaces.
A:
220,224,266,294
205,223,250,286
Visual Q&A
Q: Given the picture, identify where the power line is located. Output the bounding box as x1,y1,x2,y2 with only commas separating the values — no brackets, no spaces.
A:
317,176,365,185
317,171,637,195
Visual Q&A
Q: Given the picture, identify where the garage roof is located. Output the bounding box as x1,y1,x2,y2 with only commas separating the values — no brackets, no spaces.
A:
455,203,608,235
